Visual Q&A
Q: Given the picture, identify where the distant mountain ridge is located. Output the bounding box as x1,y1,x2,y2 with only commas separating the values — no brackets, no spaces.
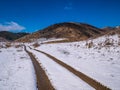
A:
5,22,120,42
102,26,120,35
16,22,104,42
0,31,29,41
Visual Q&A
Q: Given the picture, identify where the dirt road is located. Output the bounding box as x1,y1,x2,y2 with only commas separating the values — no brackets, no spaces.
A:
24,46,55,90
33,48,111,90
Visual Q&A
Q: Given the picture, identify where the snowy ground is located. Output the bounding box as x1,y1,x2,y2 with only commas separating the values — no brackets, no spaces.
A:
27,47,94,90
0,46,36,90
0,34,120,90
35,34,120,89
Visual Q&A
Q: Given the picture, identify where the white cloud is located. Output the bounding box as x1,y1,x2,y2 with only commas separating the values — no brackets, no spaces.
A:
0,21,25,31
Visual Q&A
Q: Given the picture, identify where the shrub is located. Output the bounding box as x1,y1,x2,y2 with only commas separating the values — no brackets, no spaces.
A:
104,38,114,46
86,41,94,48
5,43,11,48
33,42,40,48
63,50,70,55
15,45,22,48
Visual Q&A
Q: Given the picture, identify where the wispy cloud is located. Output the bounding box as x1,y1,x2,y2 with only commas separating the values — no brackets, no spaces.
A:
0,21,25,32
64,2,73,10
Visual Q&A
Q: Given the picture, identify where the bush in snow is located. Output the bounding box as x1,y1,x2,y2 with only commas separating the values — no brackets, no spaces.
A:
5,43,11,48
33,42,40,48
63,50,70,55
15,44,22,48
0,45,3,49
118,39,120,46
104,38,114,47
58,49,70,55
85,41,94,48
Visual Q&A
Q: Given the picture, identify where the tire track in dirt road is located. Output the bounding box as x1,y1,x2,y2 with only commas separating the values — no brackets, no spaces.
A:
31,47,111,90
24,46,55,90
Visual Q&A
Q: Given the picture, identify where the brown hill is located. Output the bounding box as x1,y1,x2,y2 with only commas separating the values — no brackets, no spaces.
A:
102,26,120,35
16,22,105,42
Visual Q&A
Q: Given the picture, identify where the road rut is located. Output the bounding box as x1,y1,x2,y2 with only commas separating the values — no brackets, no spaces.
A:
24,46,55,90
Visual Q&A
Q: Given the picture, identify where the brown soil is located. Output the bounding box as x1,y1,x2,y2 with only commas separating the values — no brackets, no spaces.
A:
33,48,111,90
24,46,55,90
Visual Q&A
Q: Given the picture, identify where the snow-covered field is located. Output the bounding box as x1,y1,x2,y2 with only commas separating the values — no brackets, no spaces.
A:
0,34,120,90
27,47,94,90
35,34,120,89
0,46,36,90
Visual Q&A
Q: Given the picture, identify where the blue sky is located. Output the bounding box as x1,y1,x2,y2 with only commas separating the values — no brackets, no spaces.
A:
0,0,120,32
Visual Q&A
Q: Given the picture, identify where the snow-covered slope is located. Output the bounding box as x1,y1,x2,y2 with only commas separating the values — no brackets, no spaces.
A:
36,34,120,89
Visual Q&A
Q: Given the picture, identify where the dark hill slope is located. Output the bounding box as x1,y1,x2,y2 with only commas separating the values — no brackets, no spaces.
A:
0,31,29,41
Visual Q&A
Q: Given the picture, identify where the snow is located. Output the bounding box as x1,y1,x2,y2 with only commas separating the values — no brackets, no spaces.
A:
27,47,94,90
0,46,37,90
0,34,120,90
40,38,66,42
36,34,120,89
116,26,120,29
34,38,67,44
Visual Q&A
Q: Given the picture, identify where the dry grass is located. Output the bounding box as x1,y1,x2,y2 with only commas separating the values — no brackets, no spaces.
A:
5,43,11,48
33,42,40,48
86,41,94,48
15,45,22,48
104,38,114,47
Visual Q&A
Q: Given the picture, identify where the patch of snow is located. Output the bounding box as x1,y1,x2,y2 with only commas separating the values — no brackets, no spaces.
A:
36,38,67,43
